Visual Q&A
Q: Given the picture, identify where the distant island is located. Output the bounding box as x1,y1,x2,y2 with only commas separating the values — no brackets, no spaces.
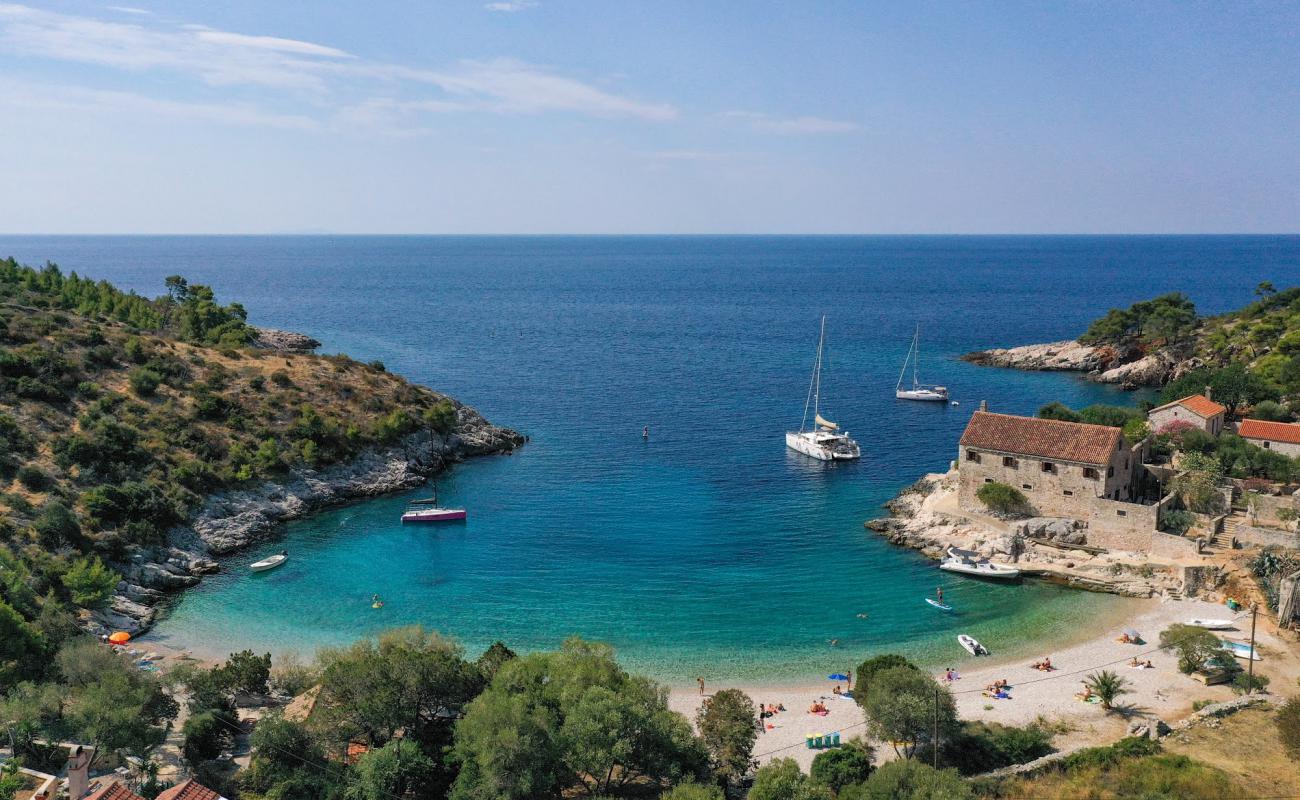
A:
964,284,1300,395
0,258,523,643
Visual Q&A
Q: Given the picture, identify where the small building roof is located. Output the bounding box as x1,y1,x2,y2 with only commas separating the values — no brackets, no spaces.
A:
155,779,226,800
283,684,322,724
1238,419,1300,445
959,411,1122,466
85,783,147,800
1149,394,1226,419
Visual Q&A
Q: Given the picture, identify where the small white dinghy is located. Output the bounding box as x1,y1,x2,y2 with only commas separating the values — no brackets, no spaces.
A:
1220,639,1261,661
958,634,989,656
250,554,287,572
1187,618,1236,630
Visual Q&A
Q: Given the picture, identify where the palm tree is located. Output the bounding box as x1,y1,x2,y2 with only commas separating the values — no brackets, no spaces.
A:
1084,670,1131,710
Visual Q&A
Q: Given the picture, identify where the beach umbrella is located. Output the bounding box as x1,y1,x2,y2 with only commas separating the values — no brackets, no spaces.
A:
827,673,849,681
108,631,130,645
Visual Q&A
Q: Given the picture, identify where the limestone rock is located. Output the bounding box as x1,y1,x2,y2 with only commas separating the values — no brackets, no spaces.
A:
1015,517,1087,544
251,328,321,352
962,340,1103,372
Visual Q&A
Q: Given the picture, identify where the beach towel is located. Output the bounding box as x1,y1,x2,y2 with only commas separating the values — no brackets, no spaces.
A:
811,710,829,717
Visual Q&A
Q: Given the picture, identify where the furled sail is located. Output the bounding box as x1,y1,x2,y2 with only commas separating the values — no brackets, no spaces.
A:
815,414,838,430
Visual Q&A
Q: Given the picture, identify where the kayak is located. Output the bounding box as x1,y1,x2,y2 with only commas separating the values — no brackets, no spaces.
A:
958,634,989,656
926,598,953,611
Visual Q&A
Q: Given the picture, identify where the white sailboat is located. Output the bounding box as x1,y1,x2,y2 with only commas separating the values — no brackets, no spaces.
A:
896,325,949,402
786,316,861,461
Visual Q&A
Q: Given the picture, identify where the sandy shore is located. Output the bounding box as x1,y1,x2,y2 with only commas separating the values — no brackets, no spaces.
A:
668,597,1292,770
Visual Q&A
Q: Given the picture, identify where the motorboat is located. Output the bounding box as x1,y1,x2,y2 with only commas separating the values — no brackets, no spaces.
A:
939,547,1021,580
250,553,287,572
786,316,860,461
958,634,989,656
896,325,949,402
1187,618,1236,630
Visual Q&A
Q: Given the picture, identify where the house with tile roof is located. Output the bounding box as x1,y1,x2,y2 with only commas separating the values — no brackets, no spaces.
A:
155,778,228,800
1237,419,1300,458
958,404,1157,551
1147,392,1227,436
84,782,147,800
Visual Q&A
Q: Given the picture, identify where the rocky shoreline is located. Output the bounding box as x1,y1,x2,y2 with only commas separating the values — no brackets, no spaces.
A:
962,339,1200,389
864,471,1224,599
93,400,524,636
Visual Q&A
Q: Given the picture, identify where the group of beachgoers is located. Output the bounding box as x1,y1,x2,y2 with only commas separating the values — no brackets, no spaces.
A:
1031,657,1054,671
1128,656,1155,669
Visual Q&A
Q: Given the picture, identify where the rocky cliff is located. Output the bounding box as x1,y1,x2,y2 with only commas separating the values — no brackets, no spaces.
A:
92,403,523,635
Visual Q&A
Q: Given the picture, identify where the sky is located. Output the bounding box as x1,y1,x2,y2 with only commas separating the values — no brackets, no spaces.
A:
0,1,1297,234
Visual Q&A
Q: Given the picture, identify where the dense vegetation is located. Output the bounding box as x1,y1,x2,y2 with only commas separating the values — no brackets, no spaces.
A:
1078,284,1300,408
0,258,467,670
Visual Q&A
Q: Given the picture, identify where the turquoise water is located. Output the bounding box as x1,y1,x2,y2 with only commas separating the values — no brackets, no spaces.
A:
2,235,1294,683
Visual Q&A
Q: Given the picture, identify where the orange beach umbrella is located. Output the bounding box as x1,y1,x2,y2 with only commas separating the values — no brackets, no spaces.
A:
108,631,130,645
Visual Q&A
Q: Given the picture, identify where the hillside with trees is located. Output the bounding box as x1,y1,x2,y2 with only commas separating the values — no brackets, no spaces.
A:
0,258,519,666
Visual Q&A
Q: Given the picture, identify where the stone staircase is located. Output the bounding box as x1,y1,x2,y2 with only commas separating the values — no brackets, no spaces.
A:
1207,517,1239,551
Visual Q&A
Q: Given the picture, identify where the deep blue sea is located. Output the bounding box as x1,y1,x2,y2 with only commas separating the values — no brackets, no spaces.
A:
2,235,1295,683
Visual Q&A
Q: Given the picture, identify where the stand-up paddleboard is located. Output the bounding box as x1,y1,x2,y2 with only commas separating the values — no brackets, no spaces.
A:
958,634,988,656
925,598,953,611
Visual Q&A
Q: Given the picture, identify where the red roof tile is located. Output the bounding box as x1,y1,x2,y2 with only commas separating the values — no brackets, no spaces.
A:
959,411,1122,466
1238,419,1300,445
155,779,225,800
1151,394,1226,418
85,783,146,800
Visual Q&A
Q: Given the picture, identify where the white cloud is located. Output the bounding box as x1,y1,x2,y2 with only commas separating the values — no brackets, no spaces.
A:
485,0,538,11
106,6,150,14
725,110,859,134
0,77,319,130
0,4,676,126
642,149,742,161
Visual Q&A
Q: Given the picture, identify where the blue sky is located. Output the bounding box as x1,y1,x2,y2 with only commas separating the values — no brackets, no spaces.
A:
1,1,1296,233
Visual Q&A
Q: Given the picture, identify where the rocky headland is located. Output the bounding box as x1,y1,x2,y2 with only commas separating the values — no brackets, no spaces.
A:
865,471,1226,599
962,340,1199,388
96,401,523,635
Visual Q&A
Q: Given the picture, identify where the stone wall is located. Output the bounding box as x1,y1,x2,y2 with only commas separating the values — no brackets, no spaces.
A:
1150,531,1202,559
1232,522,1300,550
1085,497,1157,551
1245,491,1299,524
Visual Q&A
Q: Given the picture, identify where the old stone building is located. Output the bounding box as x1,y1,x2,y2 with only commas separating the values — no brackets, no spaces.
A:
958,408,1143,517
1237,418,1300,457
1147,393,1226,436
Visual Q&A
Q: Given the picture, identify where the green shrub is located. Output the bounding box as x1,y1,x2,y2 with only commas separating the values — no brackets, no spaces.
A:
128,367,162,397
1160,509,1196,536
33,501,80,548
368,360,386,372
269,370,293,388
61,556,119,608
810,741,874,791
16,464,51,492
1160,624,1233,674
976,482,1030,517
1062,736,1161,771
1231,672,1268,694
841,758,970,800
182,710,230,765
1277,697,1300,761
943,721,1054,775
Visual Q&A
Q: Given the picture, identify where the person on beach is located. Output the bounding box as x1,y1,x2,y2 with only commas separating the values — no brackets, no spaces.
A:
697,677,705,695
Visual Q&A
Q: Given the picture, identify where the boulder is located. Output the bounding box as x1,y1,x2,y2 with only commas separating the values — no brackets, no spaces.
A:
251,328,321,352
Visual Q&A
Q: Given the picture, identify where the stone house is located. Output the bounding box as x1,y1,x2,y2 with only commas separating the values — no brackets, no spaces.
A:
958,409,1143,513
1236,419,1300,458
1147,393,1226,436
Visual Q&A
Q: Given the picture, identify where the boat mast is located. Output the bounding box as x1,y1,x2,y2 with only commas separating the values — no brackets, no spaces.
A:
799,318,820,433
913,325,921,390
814,315,825,425
895,326,914,393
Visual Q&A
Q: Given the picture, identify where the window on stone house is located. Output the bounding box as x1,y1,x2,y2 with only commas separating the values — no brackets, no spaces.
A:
1116,509,1127,516
1107,466,1114,477
1022,484,1032,490
966,450,981,462
1041,462,1054,473
1002,456,1017,468
1263,441,1270,449
1083,467,1098,479
1063,490,1073,496
984,478,993,483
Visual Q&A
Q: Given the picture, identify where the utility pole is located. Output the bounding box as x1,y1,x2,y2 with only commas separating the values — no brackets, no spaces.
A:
933,686,940,769
1247,603,1259,694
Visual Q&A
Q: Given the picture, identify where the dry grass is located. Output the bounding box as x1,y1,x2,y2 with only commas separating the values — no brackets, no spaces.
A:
1162,704,1300,799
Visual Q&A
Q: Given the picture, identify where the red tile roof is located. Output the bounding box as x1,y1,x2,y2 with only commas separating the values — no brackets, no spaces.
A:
85,783,146,800
1238,419,1300,445
960,411,1122,466
155,779,225,800
1151,394,1226,418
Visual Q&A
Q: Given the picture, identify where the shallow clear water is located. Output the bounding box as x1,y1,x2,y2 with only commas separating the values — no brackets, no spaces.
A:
2,235,1294,682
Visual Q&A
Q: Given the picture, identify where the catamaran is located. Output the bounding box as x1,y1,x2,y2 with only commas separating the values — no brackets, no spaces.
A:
786,316,860,461
896,325,949,402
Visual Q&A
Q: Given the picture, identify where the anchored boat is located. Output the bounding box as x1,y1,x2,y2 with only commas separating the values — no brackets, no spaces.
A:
939,547,1022,580
958,634,989,656
400,485,467,523
896,325,949,402
786,316,860,461
250,553,287,572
